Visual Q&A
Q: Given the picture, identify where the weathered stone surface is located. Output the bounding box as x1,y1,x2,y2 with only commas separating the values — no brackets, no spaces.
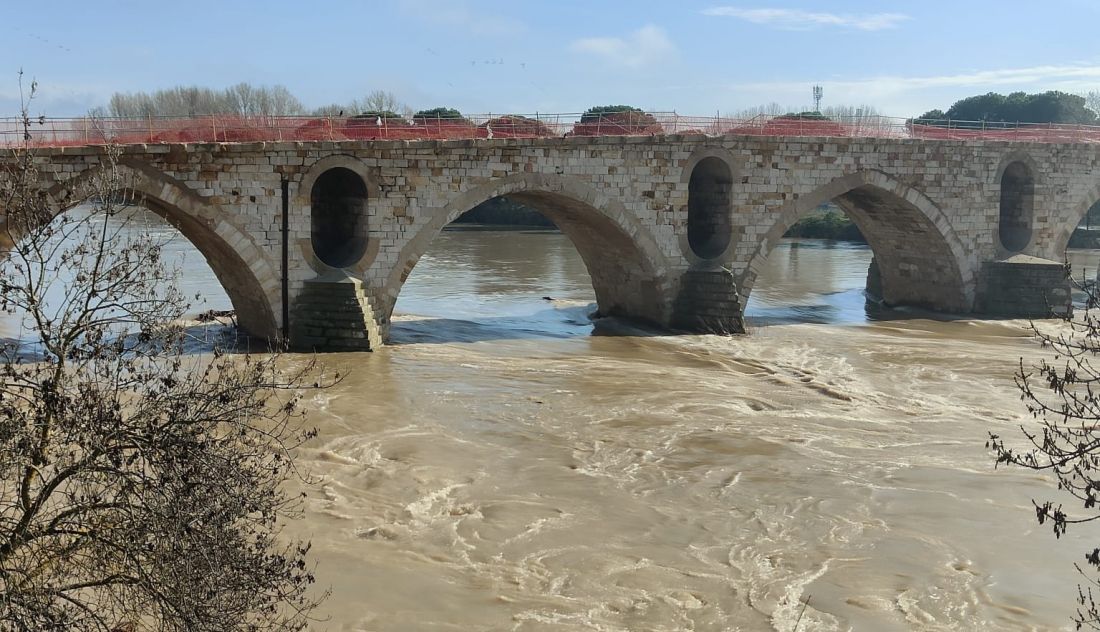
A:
865,258,883,301
289,272,381,352
976,256,1072,318
671,268,743,333
4,134,1098,350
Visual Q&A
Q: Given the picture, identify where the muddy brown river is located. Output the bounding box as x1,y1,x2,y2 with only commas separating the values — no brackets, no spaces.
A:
283,229,1100,631
21,211,1100,631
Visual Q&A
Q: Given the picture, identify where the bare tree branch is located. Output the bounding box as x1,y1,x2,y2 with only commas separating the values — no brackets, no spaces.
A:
0,77,330,632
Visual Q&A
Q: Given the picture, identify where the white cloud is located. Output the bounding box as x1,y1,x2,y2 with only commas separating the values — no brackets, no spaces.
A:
702,7,910,31
569,25,676,69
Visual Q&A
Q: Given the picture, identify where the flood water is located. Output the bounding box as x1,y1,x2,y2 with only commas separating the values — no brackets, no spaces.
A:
17,209,1100,631
287,229,1100,632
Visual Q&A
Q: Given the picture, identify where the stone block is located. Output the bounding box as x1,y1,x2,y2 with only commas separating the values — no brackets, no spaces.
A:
975,255,1071,318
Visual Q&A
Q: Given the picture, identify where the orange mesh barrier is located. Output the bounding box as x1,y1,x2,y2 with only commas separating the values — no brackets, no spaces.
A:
4,113,1100,147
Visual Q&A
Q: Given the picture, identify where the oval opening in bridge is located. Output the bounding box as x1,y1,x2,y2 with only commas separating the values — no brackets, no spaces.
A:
687,157,733,260
311,167,368,268
998,161,1034,252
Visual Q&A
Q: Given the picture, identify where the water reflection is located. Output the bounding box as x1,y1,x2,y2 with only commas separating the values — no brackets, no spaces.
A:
1067,248,1100,306
394,233,883,340
0,205,233,343
392,227,598,343
396,234,995,338
744,239,875,326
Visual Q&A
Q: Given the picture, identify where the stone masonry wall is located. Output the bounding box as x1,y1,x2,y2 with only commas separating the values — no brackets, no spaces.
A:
5,134,1099,344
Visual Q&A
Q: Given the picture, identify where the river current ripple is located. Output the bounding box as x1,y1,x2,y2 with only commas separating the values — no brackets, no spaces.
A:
280,229,1100,631
26,211,1100,631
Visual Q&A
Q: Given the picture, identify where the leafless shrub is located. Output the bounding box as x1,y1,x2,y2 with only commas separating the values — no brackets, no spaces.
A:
0,75,327,632
989,268,1100,629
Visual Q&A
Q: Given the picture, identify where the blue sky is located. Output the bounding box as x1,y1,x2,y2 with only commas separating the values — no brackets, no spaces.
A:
2,0,1098,118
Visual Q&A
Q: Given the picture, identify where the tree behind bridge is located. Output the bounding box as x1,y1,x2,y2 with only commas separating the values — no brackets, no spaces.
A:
312,90,412,118
99,82,305,117
2,88,325,631
918,91,1099,125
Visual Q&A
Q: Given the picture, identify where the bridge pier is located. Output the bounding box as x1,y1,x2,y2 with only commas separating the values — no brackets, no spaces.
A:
975,256,1071,318
671,267,744,334
288,271,382,352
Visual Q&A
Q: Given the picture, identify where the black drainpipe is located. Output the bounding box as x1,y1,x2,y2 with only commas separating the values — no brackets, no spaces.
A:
280,179,290,343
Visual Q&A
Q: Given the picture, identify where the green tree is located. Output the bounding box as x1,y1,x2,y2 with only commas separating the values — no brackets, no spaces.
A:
575,106,661,135
783,209,865,242
918,91,1098,125
915,109,946,121
412,107,466,121
580,105,647,122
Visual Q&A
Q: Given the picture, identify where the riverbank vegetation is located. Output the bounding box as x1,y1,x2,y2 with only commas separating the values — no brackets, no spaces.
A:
451,198,867,243
452,197,554,228
784,208,865,242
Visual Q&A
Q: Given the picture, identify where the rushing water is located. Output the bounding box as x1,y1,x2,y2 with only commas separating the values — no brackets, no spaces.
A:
17,208,1100,631
288,229,1100,632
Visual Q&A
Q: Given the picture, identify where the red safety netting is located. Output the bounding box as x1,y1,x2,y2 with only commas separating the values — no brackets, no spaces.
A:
4,113,1100,147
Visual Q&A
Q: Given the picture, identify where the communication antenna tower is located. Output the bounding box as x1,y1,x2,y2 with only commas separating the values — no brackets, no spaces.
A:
813,85,823,112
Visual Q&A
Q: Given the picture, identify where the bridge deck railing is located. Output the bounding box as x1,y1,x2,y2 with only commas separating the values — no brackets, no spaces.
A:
3,113,1100,147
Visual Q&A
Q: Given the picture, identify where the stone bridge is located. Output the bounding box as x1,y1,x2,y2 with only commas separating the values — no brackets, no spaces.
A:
4,134,1097,350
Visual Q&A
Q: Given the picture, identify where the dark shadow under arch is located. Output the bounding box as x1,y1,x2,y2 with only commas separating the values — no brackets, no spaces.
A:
310,167,368,268
742,171,971,315
998,161,1034,252
687,156,733,260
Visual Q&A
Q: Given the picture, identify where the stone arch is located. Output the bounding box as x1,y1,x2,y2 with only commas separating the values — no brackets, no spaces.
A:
995,153,1036,253
383,172,673,328
1053,179,1100,257
40,160,280,339
741,170,973,313
296,154,381,274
